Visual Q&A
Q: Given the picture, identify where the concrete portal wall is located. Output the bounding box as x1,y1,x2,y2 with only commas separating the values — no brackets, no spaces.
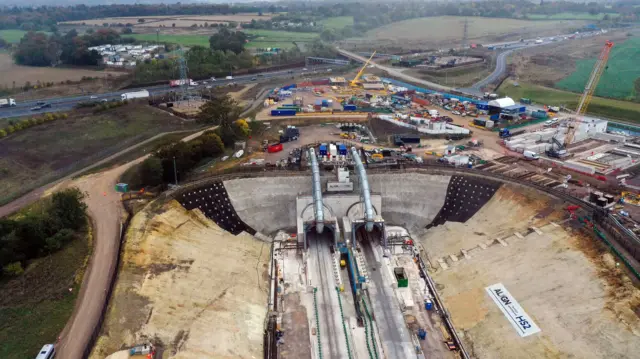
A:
368,174,451,234
224,173,452,236
296,194,383,222
224,176,311,234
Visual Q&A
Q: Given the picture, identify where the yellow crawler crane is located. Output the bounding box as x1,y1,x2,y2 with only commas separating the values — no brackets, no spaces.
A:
564,40,614,146
350,51,377,87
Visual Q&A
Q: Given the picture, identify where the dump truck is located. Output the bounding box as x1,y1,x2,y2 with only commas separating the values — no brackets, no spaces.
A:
0,98,16,108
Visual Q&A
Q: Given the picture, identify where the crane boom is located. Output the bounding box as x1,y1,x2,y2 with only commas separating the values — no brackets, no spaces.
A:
564,40,613,146
351,51,377,87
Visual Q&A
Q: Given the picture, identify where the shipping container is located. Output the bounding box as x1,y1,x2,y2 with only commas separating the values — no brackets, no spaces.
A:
329,144,338,157
271,109,297,116
311,79,330,86
281,84,297,90
343,104,357,111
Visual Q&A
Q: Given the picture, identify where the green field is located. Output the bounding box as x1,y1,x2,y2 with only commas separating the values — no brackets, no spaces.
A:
498,80,640,124
556,37,640,101
244,29,318,49
124,30,316,49
0,105,198,205
320,16,354,30
0,30,30,43
124,33,210,47
0,229,89,359
527,12,619,20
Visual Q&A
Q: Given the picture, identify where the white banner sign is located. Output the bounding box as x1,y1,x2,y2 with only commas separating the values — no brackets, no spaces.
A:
485,283,541,337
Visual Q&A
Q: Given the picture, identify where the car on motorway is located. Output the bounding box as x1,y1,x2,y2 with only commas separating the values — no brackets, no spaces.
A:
90,95,98,99
31,102,52,111
251,77,257,81
302,68,308,71
206,85,213,89
210,77,216,81
287,70,294,73
225,76,233,80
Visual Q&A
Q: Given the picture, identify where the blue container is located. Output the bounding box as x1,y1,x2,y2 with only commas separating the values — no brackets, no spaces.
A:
271,109,296,116
425,299,433,311
476,102,489,110
489,114,499,121
343,104,357,111
319,144,328,156
281,84,296,90
338,144,347,155
281,104,297,107
418,328,427,340
321,100,329,107
314,99,323,106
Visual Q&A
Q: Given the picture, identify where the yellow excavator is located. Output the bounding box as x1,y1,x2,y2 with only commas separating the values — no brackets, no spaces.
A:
350,51,377,87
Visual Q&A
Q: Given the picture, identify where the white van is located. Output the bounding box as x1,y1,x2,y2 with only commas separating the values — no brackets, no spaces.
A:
35,344,55,359
523,150,540,160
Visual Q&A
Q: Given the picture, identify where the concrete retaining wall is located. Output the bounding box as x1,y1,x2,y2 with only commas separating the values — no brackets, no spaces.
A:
224,173,452,236
224,176,311,234
366,174,451,234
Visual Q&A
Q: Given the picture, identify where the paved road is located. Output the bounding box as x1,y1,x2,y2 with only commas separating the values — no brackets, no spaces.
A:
0,65,337,119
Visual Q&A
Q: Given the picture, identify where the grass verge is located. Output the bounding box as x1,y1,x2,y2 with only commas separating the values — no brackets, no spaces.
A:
320,16,354,30
0,225,90,359
498,79,640,124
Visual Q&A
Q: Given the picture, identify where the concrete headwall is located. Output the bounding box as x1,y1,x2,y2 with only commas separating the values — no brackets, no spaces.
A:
224,176,311,234
224,173,453,236
367,174,451,234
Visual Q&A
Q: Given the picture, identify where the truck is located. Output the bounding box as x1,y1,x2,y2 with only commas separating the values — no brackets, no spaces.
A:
0,98,16,108
121,90,150,101
169,79,195,87
499,128,526,138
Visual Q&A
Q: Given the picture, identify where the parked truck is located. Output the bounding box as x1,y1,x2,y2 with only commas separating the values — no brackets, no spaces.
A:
0,98,16,108
121,90,150,101
499,128,526,138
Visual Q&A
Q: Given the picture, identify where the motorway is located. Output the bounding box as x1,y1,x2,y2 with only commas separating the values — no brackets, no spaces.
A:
0,65,336,119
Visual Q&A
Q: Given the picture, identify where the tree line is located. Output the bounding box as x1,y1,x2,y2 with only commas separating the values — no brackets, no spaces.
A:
132,30,336,85
0,3,285,31
127,95,252,188
0,188,87,277
13,28,129,67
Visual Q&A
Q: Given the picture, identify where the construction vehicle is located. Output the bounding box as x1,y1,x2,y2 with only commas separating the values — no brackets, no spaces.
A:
350,51,376,87
563,40,614,147
0,98,16,108
546,137,569,158
439,325,458,351
499,128,525,138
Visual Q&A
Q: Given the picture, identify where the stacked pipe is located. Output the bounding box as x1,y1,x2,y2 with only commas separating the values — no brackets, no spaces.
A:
308,148,325,233
350,147,375,232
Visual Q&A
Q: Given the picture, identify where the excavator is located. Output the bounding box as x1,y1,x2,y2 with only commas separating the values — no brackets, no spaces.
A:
350,51,377,87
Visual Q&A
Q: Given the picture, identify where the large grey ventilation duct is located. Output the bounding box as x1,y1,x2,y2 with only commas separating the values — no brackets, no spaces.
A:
308,148,325,233
351,147,374,232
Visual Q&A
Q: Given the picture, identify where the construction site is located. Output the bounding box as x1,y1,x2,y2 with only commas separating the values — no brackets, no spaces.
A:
87,43,640,359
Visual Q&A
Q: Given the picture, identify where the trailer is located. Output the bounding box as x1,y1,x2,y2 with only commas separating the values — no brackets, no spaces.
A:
0,98,16,108
169,79,195,87
121,90,150,101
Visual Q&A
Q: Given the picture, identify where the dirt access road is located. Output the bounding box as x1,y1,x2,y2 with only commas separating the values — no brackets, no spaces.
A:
0,126,216,359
